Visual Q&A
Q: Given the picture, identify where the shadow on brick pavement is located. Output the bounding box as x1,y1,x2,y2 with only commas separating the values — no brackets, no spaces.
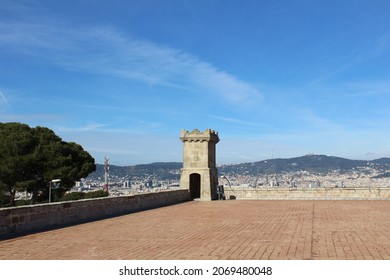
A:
1,200,390,260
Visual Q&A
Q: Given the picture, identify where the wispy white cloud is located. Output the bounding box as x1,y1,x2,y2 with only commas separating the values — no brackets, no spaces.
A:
308,32,390,85
339,81,390,97
71,27,263,105
0,90,12,113
54,117,165,135
211,115,266,127
296,109,344,131
0,15,262,106
55,123,108,133
59,129,182,165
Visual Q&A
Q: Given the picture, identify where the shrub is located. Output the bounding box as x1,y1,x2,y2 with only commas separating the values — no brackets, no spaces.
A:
84,190,109,199
15,200,31,206
59,192,85,201
59,190,108,202
0,193,11,207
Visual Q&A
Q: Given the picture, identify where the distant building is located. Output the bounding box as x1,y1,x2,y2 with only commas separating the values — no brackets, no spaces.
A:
123,180,131,188
269,174,279,187
145,180,153,188
269,180,279,187
308,180,321,188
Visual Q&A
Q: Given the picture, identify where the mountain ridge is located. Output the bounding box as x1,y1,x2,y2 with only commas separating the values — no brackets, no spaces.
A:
87,155,390,179
219,154,390,175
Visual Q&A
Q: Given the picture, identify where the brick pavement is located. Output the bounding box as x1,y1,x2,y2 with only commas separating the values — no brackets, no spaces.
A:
1,200,390,260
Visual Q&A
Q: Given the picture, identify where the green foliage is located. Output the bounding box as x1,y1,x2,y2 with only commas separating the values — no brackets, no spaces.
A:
84,190,109,199
15,200,31,206
59,190,109,202
0,192,11,208
0,123,37,205
59,192,85,201
0,122,96,205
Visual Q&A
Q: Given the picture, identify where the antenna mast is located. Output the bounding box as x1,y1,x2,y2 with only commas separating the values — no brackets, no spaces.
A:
104,156,109,193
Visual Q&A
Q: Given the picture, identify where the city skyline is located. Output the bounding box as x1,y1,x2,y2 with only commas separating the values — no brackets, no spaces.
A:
1,1,390,165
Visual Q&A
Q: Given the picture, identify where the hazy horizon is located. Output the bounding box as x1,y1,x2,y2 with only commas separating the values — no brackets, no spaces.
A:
95,153,390,167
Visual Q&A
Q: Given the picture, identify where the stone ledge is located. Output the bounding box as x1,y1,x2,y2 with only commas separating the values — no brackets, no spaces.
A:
0,189,191,239
224,187,390,200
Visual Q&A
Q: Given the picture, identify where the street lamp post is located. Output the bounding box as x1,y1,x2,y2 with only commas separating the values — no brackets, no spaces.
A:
220,175,235,199
49,179,61,203
220,175,231,188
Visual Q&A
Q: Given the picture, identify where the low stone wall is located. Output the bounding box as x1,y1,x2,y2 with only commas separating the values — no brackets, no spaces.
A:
224,187,390,200
0,189,190,238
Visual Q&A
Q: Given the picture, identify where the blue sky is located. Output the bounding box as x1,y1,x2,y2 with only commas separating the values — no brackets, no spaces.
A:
1,0,390,165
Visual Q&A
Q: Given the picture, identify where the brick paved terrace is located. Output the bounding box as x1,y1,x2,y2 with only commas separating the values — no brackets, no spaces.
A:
1,200,390,260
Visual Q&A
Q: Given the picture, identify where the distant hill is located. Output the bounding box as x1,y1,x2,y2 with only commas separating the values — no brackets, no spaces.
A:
219,155,390,175
87,155,390,179
88,162,182,180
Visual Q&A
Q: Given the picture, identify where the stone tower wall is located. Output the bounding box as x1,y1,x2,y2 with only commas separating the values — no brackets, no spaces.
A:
180,129,219,200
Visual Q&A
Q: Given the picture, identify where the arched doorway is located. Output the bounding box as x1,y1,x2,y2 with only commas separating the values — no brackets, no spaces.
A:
189,173,201,199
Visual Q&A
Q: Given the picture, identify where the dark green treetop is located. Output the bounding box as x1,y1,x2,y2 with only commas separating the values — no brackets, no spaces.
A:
0,122,96,206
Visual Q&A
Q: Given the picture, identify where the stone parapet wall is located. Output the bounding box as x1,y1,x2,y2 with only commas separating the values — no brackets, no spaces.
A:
0,189,190,238
224,187,390,200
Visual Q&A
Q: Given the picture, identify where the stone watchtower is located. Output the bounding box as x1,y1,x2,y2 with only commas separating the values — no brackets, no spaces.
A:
180,129,219,200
